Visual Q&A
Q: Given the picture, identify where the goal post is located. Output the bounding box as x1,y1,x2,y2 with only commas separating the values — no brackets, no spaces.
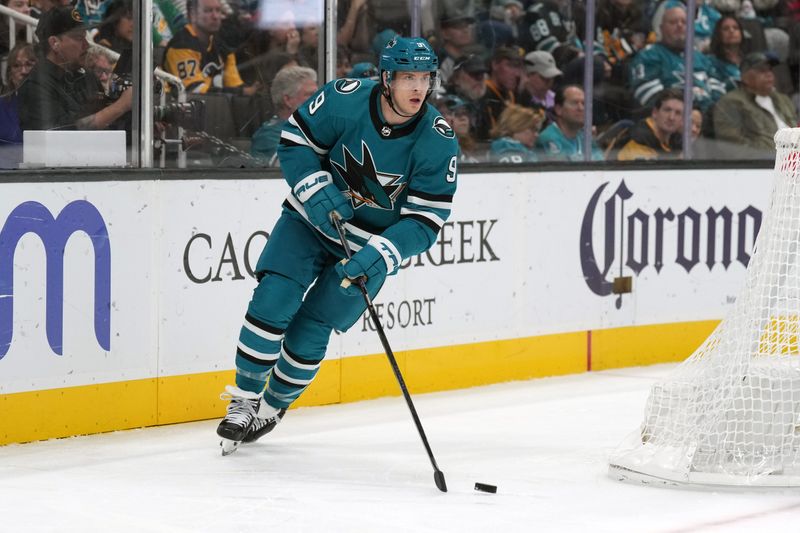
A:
608,129,800,488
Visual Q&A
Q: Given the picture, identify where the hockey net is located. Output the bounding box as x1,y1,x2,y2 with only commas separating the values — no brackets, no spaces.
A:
608,129,800,487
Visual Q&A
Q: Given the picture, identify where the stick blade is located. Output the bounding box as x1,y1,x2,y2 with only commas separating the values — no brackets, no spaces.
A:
434,470,447,492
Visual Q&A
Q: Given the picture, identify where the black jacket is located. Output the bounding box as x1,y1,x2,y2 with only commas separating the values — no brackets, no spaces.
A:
18,56,105,131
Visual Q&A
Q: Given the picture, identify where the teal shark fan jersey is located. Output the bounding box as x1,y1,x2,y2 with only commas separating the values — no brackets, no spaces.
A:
278,78,459,261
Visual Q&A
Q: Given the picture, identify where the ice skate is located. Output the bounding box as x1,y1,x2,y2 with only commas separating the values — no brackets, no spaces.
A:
216,385,262,456
242,399,286,443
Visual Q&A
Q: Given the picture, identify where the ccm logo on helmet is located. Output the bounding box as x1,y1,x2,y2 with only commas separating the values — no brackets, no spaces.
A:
414,56,431,61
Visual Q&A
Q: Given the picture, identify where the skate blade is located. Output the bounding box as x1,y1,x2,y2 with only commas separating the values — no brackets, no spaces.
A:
220,438,240,456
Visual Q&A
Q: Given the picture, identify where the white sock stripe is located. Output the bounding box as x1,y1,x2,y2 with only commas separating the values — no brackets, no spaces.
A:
273,366,313,386
367,235,401,274
242,320,284,342
293,171,331,203
237,342,280,362
281,347,322,371
264,387,302,403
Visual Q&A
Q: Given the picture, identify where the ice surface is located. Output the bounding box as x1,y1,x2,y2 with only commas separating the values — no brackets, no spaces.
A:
1,364,799,532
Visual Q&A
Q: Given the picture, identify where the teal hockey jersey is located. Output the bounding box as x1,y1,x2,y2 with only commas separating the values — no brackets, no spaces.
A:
536,122,603,162
278,78,459,262
489,137,539,163
629,43,725,111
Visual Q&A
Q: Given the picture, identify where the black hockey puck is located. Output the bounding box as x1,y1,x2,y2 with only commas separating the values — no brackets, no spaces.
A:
474,482,497,493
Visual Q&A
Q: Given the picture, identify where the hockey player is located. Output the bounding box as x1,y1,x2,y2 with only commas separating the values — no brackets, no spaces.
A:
216,36,459,454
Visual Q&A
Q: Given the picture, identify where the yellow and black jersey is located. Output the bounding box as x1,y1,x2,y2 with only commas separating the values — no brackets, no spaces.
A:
162,24,244,94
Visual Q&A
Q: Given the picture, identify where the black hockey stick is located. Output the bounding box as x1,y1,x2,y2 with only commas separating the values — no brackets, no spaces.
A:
331,212,447,493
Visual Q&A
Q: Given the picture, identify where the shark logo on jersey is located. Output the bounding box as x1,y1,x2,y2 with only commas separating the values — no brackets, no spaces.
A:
432,116,455,139
331,141,405,210
335,79,361,94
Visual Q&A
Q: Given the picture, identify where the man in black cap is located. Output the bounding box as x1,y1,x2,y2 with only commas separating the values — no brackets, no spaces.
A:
713,51,797,157
445,53,489,136
437,12,477,85
18,6,132,132
477,45,523,140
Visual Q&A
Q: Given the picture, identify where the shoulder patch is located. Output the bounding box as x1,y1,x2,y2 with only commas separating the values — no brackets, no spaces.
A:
334,78,361,94
432,116,455,139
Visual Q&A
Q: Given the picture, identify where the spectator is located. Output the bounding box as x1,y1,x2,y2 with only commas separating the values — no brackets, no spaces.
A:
84,45,115,93
477,45,523,140
337,0,370,58
18,7,132,131
298,24,320,68
708,15,747,92
629,2,725,111
476,0,524,50
713,51,797,157
694,0,723,52
75,0,112,26
434,94,481,162
445,53,489,135
218,0,258,51
536,84,604,161
164,0,259,95
250,66,318,165
594,0,648,86
437,12,478,85
0,0,32,56
517,0,572,53
489,103,543,163
236,19,301,86
0,43,35,153
518,50,562,122
347,62,379,79
337,47,353,78
153,0,188,50
691,106,703,140
29,0,71,19
93,0,132,54
618,88,683,160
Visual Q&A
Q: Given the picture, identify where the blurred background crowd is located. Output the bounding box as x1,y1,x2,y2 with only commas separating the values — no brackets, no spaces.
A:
1,0,798,167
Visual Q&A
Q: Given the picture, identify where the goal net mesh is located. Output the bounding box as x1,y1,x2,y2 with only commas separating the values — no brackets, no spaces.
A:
609,129,800,486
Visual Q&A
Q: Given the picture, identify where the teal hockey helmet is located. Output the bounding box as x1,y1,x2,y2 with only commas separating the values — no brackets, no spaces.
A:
378,36,440,116
379,36,439,73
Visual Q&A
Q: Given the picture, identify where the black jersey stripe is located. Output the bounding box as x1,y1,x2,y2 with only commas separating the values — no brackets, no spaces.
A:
407,189,454,203
292,111,330,151
236,347,276,365
283,344,324,366
402,212,442,233
279,138,304,148
244,313,285,336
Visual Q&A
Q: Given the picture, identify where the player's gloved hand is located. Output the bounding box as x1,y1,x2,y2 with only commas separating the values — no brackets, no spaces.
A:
335,235,401,296
293,171,353,239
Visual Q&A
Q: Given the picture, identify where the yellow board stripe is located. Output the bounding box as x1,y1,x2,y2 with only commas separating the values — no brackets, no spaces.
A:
0,321,720,446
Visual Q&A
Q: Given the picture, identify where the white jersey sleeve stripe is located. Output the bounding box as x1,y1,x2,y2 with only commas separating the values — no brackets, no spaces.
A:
407,194,452,210
400,207,446,228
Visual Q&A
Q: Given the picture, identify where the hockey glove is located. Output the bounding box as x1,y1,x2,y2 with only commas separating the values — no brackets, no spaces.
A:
293,171,353,239
335,235,401,296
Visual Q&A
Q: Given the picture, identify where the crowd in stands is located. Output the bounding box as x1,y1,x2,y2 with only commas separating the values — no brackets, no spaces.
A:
1,0,800,167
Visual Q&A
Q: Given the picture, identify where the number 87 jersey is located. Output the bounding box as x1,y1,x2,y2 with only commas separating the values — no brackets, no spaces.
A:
278,78,460,262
